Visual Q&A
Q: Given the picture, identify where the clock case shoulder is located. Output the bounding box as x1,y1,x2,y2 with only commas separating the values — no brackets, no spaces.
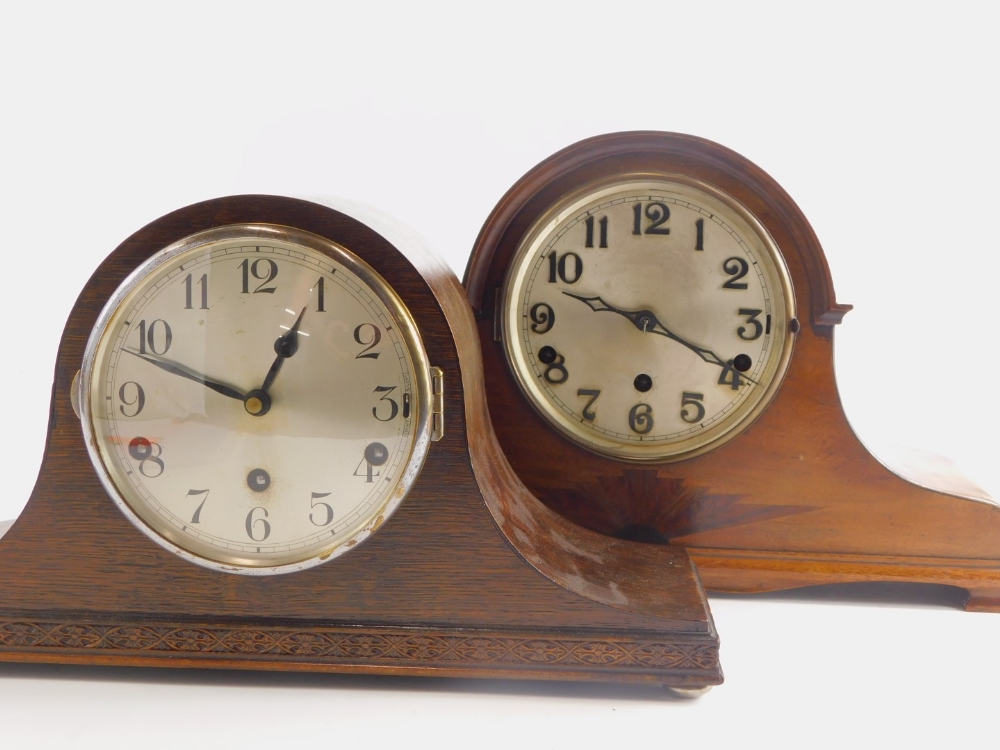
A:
0,194,721,688
464,132,1000,612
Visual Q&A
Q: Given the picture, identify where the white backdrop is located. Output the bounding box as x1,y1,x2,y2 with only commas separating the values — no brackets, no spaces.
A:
1,2,997,747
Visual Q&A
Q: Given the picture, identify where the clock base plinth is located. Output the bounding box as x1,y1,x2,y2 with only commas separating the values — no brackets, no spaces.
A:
0,452,722,690
0,612,720,688
965,590,1000,613
690,548,1000,613
0,463,722,688
0,458,722,687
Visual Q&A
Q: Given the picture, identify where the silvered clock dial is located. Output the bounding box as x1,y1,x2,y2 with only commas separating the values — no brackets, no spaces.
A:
80,223,435,574
501,175,796,462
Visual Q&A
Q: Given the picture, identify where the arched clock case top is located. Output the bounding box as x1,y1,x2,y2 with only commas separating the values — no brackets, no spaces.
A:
0,194,722,690
464,131,1000,612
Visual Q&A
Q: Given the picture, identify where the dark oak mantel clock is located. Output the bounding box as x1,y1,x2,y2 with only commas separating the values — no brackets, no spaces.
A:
464,131,1000,612
0,195,721,691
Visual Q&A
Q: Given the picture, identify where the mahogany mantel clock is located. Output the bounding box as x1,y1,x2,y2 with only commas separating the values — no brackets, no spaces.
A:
0,195,721,691
464,131,1000,612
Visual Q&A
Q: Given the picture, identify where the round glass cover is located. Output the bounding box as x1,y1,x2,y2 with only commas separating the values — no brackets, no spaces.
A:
81,224,432,573
502,175,796,462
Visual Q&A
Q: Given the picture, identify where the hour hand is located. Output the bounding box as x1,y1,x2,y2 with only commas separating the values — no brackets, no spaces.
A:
124,349,247,401
260,305,308,395
561,292,619,314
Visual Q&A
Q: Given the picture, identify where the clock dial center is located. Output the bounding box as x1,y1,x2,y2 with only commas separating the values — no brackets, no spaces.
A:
243,390,271,416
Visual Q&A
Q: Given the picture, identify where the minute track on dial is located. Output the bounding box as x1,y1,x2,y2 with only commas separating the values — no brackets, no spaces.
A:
560,291,759,386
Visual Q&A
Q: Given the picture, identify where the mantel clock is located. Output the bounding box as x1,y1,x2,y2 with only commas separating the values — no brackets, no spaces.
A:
465,132,1000,611
0,195,722,691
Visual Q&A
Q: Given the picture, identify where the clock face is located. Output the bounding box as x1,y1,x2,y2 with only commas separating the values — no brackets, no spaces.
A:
81,224,433,574
502,176,796,462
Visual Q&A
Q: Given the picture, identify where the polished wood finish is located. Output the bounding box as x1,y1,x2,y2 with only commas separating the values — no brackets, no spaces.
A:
464,132,1000,612
0,195,721,687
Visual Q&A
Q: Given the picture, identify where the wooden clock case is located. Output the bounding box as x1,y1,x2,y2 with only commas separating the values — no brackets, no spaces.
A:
0,195,722,689
464,131,1000,612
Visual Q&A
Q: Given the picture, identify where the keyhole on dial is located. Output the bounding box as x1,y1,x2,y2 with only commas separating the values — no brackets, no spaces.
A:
733,354,752,372
634,374,653,392
247,468,271,492
365,442,389,467
537,346,557,365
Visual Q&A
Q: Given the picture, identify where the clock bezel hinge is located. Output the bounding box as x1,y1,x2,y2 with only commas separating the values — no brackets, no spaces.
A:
430,366,444,442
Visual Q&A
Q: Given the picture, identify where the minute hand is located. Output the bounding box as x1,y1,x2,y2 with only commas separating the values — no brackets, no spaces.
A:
561,292,758,385
124,349,247,401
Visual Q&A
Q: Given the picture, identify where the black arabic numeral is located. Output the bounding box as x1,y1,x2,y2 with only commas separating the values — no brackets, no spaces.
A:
628,403,654,434
737,308,764,341
529,303,555,334
544,355,568,384
128,437,164,478
245,507,271,541
183,273,208,309
718,362,743,390
547,252,583,284
584,216,609,248
538,346,569,384
680,392,705,424
137,319,172,355
309,492,334,526
722,257,749,289
353,323,382,359
187,489,209,523
354,442,388,484
118,381,145,417
354,456,379,483
577,389,600,421
695,218,705,251
314,276,326,312
239,258,278,294
372,385,399,421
